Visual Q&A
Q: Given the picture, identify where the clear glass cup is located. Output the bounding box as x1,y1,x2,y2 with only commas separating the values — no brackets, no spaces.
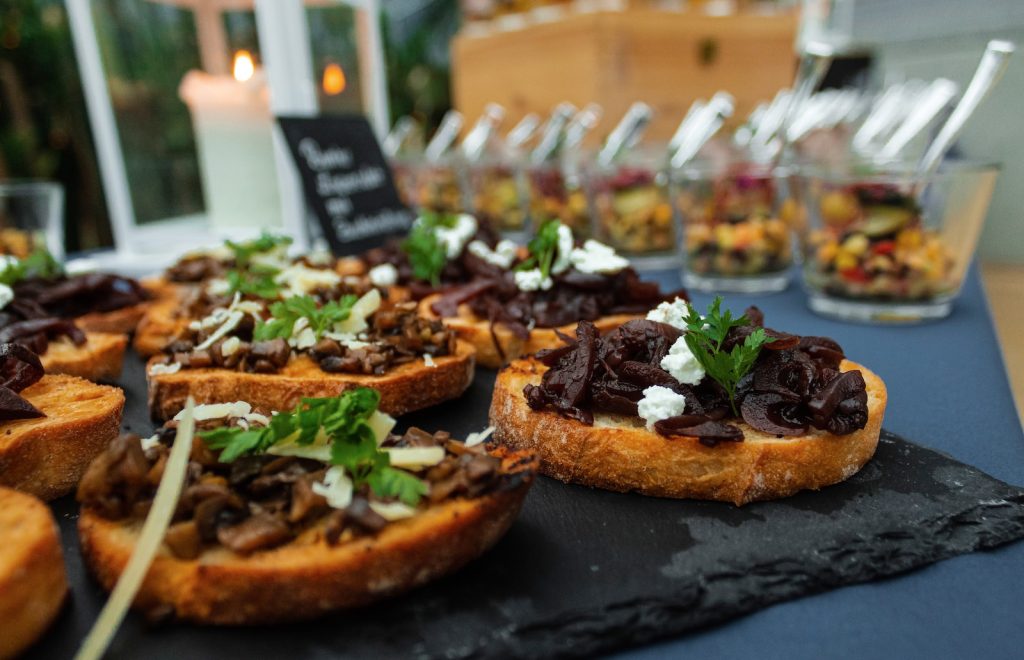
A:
792,160,1000,323
525,158,592,238
589,149,677,267
672,161,795,292
410,157,466,215
0,181,65,260
387,155,419,210
466,158,529,236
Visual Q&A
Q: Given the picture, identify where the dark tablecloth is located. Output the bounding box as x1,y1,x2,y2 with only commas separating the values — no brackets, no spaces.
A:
624,263,1024,659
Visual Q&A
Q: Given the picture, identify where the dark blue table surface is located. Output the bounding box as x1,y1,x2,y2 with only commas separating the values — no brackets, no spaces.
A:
620,263,1024,660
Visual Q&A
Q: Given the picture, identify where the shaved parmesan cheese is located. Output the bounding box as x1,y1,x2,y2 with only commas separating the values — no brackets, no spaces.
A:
148,362,181,376
368,410,397,445
384,446,445,469
221,336,241,357
195,310,243,350
334,288,381,334
267,438,331,463
312,466,353,509
140,434,161,451
323,331,371,349
74,399,196,660
465,426,495,448
205,277,230,296
274,263,342,297
177,401,252,422
368,500,418,521
423,354,436,368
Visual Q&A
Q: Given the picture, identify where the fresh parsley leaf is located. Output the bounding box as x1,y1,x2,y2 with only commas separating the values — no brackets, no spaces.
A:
516,219,561,278
682,297,773,415
226,232,292,269
0,247,64,286
367,466,429,506
252,294,356,342
197,389,429,506
225,266,280,299
201,427,275,463
401,222,447,286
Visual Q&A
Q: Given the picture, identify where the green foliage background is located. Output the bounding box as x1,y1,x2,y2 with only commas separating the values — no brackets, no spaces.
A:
0,0,458,252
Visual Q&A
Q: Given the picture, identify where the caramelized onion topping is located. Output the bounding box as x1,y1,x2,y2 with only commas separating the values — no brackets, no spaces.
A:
524,310,869,445
0,342,45,420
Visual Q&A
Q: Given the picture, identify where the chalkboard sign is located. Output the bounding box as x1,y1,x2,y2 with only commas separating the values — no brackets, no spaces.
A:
278,115,413,255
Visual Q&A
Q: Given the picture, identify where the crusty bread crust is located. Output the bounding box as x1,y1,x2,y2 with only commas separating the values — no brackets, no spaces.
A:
0,375,125,500
78,451,536,624
147,340,477,421
0,487,67,659
76,301,150,336
41,331,127,381
490,358,887,505
133,279,189,357
418,295,639,369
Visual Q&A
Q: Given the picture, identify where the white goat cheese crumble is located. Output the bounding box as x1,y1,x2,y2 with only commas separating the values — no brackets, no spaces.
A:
569,239,630,275
467,239,518,269
429,213,478,259
660,337,706,385
514,268,553,292
368,263,398,287
637,385,687,432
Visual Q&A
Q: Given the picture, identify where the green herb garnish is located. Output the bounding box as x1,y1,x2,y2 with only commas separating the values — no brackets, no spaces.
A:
513,219,561,279
226,232,292,269
199,390,427,505
0,247,64,286
682,297,773,415
253,294,357,342
225,266,281,299
400,212,458,287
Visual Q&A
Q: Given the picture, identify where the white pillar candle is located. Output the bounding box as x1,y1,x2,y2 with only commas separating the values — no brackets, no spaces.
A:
179,55,282,236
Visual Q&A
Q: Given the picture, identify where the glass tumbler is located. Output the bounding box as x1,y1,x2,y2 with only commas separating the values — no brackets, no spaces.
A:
0,181,65,260
673,162,795,293
466,158,529,237
589,150,677,267
793,160,1000,323
525,159,592,238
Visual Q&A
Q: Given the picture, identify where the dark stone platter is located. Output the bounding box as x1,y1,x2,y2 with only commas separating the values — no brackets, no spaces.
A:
28,352,1024,659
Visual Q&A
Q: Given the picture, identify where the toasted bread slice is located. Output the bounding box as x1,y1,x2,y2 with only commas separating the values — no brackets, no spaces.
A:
40,331,128,381
75,300,150,336
490,358,887,505
0,487,68,659
418,295,638,369
133,279,189,357
0,375,126,500
147,340,476,421
78,450,536,624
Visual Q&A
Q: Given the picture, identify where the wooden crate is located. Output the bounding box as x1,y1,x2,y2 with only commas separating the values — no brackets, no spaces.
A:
451,9,798,143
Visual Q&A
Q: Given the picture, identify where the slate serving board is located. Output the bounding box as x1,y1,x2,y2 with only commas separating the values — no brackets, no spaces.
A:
29,352,1024,659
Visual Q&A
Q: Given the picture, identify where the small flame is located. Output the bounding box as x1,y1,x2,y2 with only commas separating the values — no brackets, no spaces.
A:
233,50,255,82
322,63,346,95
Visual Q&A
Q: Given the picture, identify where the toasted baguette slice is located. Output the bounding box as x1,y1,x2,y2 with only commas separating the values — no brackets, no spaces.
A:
40,331,128,381
147,340,476,421
0,487,68,659
133,279,189,357
490,358,887,505
418,295,638,369
75,300,150,336
78,450,536,624
0,375,126,500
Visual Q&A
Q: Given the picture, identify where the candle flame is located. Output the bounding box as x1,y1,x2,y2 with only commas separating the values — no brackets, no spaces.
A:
233,50,255,82
322,63,346,95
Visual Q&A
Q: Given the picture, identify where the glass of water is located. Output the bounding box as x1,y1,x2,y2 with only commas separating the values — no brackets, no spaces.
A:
0,181,65,260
